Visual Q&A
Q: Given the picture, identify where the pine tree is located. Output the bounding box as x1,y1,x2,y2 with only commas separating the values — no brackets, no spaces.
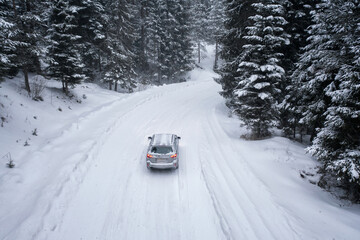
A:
156,0,175,83
137,0,165,84
103,0,136,92
76,0,107,81
176,0,194,77
218,0,255,101
231,1,289,139
142,0,162,84
133,0,147,76
3,0,44,93
279,0,317,139
161,0,193,82
304,0,360,201
292,1,341,142
47,0,86,93
169,0,192,82
134,0,193,85
208,0,226,71
0,0,16,81
190,0,210,64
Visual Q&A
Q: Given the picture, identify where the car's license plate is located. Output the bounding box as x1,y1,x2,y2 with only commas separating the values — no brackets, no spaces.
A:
157,158,167,163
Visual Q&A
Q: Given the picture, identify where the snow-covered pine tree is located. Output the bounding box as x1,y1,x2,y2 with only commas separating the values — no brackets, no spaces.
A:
141,0,162,84
75,0,107,81
0,0,16,81
133,0,148,80
138,0,165,84
165,0,193,82
175,0,194,76
46,0,86,93
208,0,226,71
292,1,341,142
4,0,44,93
103,0,136,92
279,0,317,139
231,0,289,139
133,0,192,85
190,0,210,64
218,0,255,102
305,0,360,201
156,0,176,83
282,0,316,76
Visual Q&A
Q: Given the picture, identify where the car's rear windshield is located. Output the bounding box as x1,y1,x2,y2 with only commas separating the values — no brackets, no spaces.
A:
151,146,173,154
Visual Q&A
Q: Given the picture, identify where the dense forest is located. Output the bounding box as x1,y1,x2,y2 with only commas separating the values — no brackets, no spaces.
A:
218,0,360,201
0,0,220,91
1,0,359,201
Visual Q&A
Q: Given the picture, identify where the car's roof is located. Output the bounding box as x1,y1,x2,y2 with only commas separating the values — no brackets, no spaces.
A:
152,133,175,146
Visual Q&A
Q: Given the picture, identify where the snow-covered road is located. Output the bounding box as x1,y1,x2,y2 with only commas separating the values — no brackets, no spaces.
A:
1,46,360,240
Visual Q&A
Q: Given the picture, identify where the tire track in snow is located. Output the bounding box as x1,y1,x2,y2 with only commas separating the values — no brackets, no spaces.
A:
198,105,303,240
6,79,228,240
199,119,272,239
199,156,233,240
94,80,223,240
33,100,155,240
3,85,188,240
48,82,198,240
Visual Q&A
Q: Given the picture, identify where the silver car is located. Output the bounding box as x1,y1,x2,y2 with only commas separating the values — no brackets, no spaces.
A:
146,133,181,169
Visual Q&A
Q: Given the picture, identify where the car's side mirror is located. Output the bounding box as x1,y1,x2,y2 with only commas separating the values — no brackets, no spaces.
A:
177,136,181,140
148,136,152,140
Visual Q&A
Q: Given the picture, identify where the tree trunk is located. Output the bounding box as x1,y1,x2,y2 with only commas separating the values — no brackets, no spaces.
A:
26,0,31,11
214,39,219,70
109,81,112,90
62,80,66,92
23,68,31,94
114,81,118,92
62,80,69,93
65,81,69,94
293,124,296,139
157,42,161,85
198,41,201,64
12,0,17,17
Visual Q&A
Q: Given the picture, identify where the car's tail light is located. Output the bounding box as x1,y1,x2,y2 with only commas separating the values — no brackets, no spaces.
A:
170,154,177,158
147,154,153,158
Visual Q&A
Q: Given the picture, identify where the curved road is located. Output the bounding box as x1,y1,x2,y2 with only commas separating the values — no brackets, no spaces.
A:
39,76,298,240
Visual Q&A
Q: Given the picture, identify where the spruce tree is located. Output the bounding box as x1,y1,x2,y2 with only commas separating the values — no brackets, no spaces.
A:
231,1,289,139
279,0,317,139
208,0,226,71
177,0,194,76
140,0,164,84
292,1,341,142
190,0,210,64
135,0,193,85
304,0,360,201
76,0,107,81
3,0,44,93
163,0,193,82
103,0,136,92
47,0,86,93
133,0,147,77
218,0,255,102
0,0,16,81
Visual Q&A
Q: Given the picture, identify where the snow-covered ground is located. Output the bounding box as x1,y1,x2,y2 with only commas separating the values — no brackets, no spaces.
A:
1,46,360,240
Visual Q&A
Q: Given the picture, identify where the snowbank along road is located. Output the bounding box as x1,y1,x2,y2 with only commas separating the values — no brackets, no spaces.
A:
1,46,360,240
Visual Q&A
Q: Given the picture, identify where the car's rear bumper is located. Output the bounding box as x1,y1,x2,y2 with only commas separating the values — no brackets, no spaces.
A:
147,160,178,169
